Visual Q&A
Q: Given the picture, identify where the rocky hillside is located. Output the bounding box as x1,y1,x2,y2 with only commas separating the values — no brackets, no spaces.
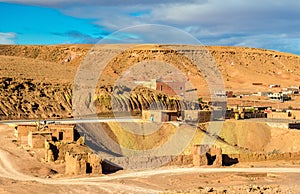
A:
0,77,72,119
0,44,299,119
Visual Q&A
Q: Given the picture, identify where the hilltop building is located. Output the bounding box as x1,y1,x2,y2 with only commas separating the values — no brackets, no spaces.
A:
135,79,186,97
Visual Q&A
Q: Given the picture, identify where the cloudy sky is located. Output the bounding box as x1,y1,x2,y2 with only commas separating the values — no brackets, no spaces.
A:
0,0,299,54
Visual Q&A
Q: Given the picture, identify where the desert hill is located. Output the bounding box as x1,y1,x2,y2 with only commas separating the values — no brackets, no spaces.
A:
0,44,299,87
0,44,299,119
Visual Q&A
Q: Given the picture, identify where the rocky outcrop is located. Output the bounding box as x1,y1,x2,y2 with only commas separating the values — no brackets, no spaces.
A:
0,44,88,66
0,44,299,119
0,77,72,119
0,77,202,120
95,87,201,113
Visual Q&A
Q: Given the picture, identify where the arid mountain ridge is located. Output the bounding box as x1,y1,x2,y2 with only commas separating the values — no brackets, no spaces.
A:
0,44,299,119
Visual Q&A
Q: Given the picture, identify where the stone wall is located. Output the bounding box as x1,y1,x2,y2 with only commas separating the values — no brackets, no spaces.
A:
266,122,289,129
268,110,300,120
16,125,37,145
156,81,185,96
48,124,75,142
65,152,102,175
104,155,193,170
227,152,300,163
192,145,222,167
101,149,300,172
16,124,75,147
28,131,52,148
184,110,211,123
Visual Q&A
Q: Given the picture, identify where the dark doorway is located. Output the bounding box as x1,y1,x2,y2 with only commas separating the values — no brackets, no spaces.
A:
168,114,172,121
58,132,63,141
222,154,239,166
206,153,216,165
86,162,92,173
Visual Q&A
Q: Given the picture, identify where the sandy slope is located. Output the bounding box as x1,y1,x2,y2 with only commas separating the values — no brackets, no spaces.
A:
0,44,299,89
219,120,300,153
0,44,299,120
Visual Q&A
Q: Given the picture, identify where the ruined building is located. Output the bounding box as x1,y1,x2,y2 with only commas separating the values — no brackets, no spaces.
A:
15,124,75,148
15,123,102,175
65,152,102,175
192,144,222,167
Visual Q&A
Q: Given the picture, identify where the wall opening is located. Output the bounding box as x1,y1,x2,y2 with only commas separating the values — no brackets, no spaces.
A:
86,162,92,173
206,153,216,165
58,132,63,141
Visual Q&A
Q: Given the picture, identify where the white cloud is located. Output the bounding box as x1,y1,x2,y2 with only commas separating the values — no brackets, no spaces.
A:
1,0,201,6
0,32,16,44
203,33,300,55
1,0,300,54
100,24,201,44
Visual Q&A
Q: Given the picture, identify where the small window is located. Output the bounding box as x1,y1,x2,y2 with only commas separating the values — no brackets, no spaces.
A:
86,162,92,173
58,132,63,141
179,86,183,90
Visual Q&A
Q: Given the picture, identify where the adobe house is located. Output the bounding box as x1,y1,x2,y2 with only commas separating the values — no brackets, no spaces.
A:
214,90,234,98
192,144,222,167
44,137,89,164
28,131,52,149
226,91,233,98
156,80,185,96
15,124,76,147
65,152,102,175
134,79,157,90
184,110,211,123
257,91,272,97
269,92,290,102
142,110,180,122
47,124,75,142
269,84,280,88
15,124,38,145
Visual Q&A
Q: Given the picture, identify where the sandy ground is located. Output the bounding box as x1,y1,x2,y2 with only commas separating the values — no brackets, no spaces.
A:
0,44,300,121
0,45,300,193
1,124,300,193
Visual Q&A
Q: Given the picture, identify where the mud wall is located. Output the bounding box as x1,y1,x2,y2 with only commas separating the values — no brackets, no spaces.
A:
104,155,193,170
105,151,300,170
65,152,102,175
227,152,300,163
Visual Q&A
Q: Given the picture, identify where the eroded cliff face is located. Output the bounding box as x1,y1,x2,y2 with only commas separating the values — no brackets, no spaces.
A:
0,77,200,120
0,77,72,119
94,87,201,114
0,44,299,119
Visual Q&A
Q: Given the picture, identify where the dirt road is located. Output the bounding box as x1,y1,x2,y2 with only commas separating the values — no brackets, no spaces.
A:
1,144,300,194
1,124,300,193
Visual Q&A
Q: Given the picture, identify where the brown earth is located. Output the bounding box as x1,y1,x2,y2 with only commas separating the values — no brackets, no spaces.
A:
2,44,300,193
2,124,300,194
1,44,300,156
98,120,300,155
0,44,299,119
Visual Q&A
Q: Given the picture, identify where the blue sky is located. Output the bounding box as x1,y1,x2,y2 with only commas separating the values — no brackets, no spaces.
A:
0,0,299,55
0,2,108,44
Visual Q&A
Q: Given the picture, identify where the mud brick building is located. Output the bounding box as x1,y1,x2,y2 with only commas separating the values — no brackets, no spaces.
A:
15,124,75,148
192,144,222,167
156,80,186,96
142,110,179,122
15,124,37,145
28,131,52,148
65,152,102,175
